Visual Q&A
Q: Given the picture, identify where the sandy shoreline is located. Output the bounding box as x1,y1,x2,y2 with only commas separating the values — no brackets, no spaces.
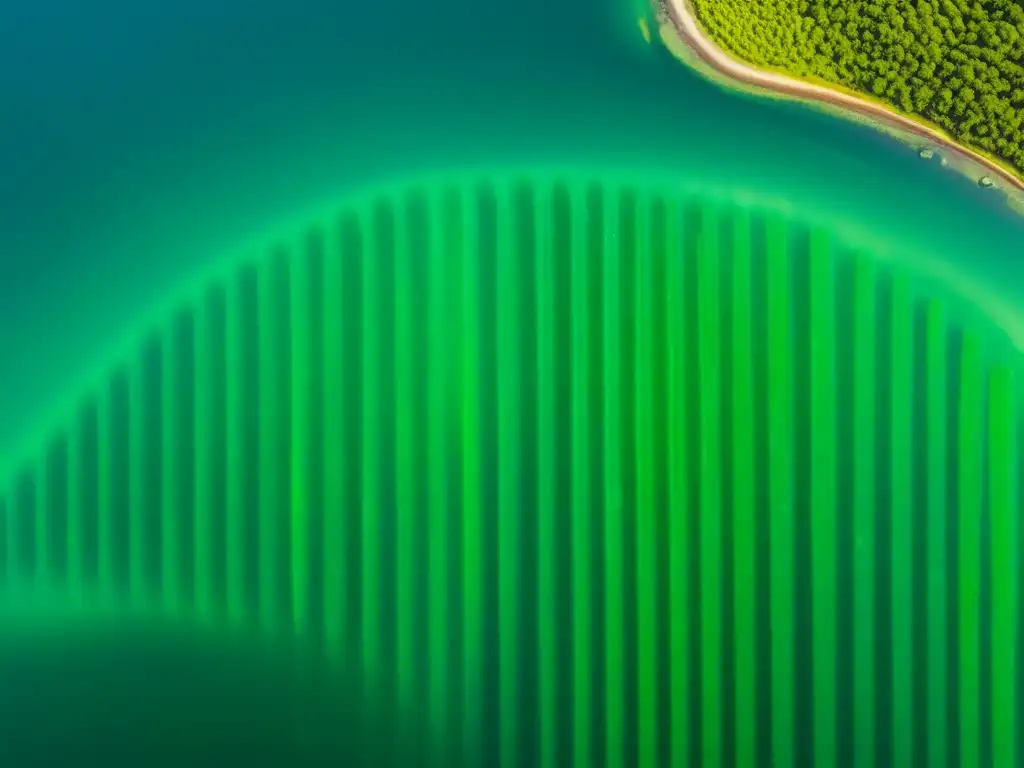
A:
659,0,1024,197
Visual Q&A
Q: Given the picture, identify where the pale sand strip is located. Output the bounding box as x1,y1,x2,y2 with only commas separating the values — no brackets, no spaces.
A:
660,0,1024,195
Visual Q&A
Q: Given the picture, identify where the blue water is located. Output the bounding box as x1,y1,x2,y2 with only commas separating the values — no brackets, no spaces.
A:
1,0,1022,459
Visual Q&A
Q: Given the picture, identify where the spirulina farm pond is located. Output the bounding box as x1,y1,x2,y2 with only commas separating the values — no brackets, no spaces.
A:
0,172,1020,768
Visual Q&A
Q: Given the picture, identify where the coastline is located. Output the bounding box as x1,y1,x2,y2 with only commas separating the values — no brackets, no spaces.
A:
657,0,1024,206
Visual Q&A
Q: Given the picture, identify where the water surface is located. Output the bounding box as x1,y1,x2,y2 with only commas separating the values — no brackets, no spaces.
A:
0,0,1022,457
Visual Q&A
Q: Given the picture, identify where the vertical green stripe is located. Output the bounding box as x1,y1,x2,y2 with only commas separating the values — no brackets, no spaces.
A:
852,255,876,768
323,222,346,658
636,193,658,768
257,259,281,633
2,496,12,585
427,191,450,740
810,229,837,768
362,205,382,682
68,416,83,599
732,207,756,768
698,204,722,768
924,300,947,768
129,350,147,610
225,276,246,626
603,189,625,768
22,483,35,587
161,330,181,614
989,365,1018,768
890,275,914,768
291,245,312,637
98,389,113,601
570,184,593,768
766,212,794,768
195,296,215,621
536,185,558,768
395,199,416,706
7,486,23,586
497,185,521,768
666,198,689,768
461,188,483,764
36,455,49,586
958,332,982,768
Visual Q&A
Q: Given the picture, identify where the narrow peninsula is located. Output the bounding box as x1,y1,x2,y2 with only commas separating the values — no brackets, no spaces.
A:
659,0,1024,193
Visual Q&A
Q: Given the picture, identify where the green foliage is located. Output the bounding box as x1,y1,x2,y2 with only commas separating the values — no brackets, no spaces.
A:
691,0,1024,171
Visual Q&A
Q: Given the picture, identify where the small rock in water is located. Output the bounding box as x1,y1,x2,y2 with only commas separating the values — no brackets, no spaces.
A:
919,147,935,159
979,175,994,188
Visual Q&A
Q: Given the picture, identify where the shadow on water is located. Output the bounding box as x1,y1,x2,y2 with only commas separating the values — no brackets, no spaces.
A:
0,611,447,767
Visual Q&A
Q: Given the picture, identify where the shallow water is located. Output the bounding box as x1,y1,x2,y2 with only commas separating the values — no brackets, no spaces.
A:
0,0,1023,457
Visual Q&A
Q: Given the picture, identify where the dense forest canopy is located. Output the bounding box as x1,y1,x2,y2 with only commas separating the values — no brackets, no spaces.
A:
689,0,1024,171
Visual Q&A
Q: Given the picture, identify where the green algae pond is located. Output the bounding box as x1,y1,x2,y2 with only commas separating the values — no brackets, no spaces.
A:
0,1,1021,767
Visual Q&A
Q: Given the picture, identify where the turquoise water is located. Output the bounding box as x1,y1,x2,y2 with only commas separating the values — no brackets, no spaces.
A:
0,0,1022,457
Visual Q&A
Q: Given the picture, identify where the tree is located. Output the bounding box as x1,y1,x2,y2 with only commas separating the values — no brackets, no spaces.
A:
692,0,1024,172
